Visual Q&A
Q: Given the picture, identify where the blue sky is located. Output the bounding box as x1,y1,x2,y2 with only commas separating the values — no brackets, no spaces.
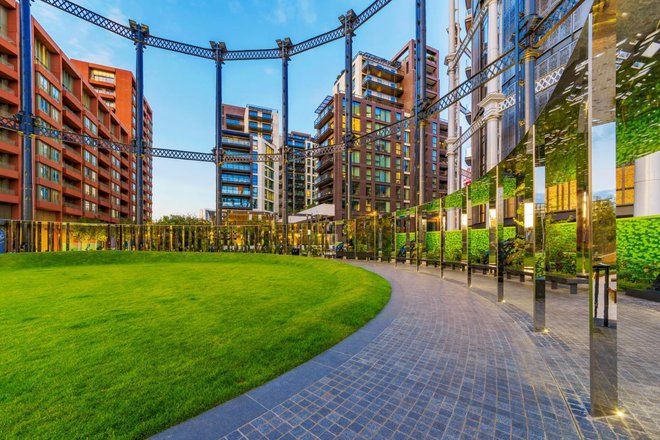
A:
33,0,459,218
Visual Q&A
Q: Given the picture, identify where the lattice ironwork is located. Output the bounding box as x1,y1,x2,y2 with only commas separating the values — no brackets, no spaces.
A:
145,35,214,59
532,0,585,47
424,48,516,119
449,4,487,70
33,124,136,154
499,66,565,111
148,148,214,162
223,153,282,163
354,117,413,149
354,0,393,28
456,114,485,149
39,0,394,61
39,0,134,39
224,48,281,61
290,27,345,56
536,66,565,92
0,115,21,131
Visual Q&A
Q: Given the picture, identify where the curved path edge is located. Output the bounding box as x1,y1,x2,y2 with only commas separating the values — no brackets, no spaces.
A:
152,262,401,440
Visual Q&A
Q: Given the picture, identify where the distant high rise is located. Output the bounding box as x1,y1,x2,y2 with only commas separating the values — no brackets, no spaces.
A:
314,40,448,220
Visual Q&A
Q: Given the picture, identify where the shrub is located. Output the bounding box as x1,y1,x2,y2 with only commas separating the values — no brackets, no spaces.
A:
617,215,660,290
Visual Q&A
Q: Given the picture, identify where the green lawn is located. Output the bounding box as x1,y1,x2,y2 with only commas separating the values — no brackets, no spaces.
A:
0,252,390,439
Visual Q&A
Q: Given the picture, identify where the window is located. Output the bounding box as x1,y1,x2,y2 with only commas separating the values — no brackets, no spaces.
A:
37,72,60,102
375,170,390,183
82,93,92,110
62,70,75,93
374,108,391,123
37,163,60,183
616,165,635,205
84,150,97,166
375,154,390,168
36,140,60,163
83,183,97,197
84,200,98,213
366,105,372,118
90,69,115,84
38,185,60,203
83,116,98,135
84,167,98,182
0,7,8,39
36,96,60,122
34,39,50,70
546,181,577,212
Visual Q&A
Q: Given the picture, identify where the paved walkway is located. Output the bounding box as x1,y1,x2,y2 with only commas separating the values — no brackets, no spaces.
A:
155,262,656,440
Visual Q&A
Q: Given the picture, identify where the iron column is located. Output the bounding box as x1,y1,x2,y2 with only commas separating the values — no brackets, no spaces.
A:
19,0,34,225
211,41,226,227
277,38,292,250
341,11,356,221
523,0,538,129
130,20,149,227
415,0,427,206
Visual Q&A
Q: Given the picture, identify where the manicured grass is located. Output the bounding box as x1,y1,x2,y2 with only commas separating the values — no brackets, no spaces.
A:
0,252,390,439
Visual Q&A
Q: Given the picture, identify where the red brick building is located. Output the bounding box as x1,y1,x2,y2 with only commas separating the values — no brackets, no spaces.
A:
0,0,153,222
314,40,448,219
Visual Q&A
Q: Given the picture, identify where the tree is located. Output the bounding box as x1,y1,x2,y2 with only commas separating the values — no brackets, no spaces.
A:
153,215,211,226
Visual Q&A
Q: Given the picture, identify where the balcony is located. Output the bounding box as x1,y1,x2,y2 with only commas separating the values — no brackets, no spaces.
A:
314,123,334,144
317,156,334,173
62,182,82,196
314,105,334,129
248,111,273,122
363,75,403,97
362,60,403,82
226,118,244,130
316,172,334,189
222,137,251,149
63,201,82,216
62,163,82,179
363,89,403,107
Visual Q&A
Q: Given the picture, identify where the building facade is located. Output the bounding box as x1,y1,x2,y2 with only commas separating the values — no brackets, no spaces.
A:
0,0,153,222
285,131,317,215
72,60,154,221
220,104,280,216
314,41,448,220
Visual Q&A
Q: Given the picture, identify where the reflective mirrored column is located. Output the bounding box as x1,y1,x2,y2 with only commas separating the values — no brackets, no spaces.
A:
588,0,618,418
463,187,471,287
495,165,504,302
532,128,547,332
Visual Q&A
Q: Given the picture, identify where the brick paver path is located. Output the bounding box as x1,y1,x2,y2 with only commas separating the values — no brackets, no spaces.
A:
156,262,656,440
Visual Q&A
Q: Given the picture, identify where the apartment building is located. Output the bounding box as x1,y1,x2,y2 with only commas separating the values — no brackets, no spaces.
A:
220,104,280,214
72,60,154,220
314,40,448,219
0,0,152,222
251,135,279,214
285,131,317,215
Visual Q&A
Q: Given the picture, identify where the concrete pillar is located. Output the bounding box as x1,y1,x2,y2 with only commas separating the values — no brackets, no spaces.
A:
634,151,660,217
481,0,504,172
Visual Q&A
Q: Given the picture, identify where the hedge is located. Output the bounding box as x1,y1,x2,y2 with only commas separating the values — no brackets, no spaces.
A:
445,230,463,261
617,215,660,290
469,229,490,263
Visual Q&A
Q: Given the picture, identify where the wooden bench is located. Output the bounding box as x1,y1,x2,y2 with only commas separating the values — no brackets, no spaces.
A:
471,263,497,275
421,258,441,268
546,274,589,294
504,268,533,282
442,261,467,271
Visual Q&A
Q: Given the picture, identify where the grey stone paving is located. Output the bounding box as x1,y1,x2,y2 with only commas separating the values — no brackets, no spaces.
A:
157,262,658,440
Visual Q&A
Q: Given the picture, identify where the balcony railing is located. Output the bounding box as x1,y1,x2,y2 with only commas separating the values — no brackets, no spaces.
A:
314,104,334,128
